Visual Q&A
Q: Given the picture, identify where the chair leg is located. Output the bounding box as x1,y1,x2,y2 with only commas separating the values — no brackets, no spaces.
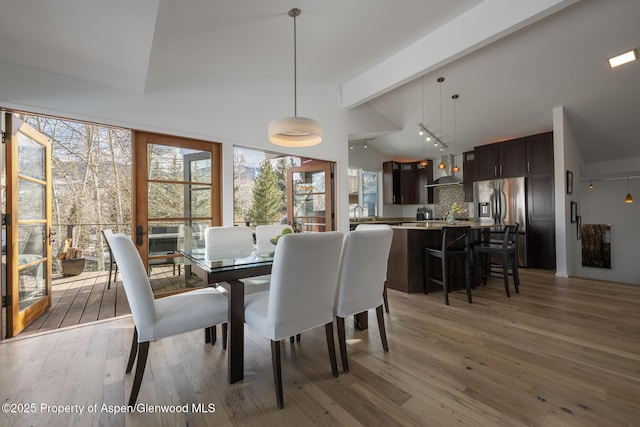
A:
296,333,301,342
107,260,113,290
376,305,389,352
129,341,149,406
324,322,339,378
482,253,489,286
336,317,349,373
424,253,431,294
465,254,472,304
442,256,450,305
222,323,228,350
502,253,511,297
210,326,219,345
270,340,284,409
512,253,520,293
204,327,211,344
211,325,218,345
383,282,390,313
472,249,479,290
126,328,139,374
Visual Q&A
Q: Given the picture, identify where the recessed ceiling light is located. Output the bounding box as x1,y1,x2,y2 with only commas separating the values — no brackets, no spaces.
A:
608,49,637,68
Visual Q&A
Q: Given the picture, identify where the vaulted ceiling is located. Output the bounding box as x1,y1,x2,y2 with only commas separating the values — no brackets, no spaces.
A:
1,0,638,163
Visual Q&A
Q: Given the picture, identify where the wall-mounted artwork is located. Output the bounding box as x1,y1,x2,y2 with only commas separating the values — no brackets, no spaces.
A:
581,224,611,269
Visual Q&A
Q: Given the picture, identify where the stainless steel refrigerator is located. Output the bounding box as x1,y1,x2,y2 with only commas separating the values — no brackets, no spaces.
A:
473,177,527,267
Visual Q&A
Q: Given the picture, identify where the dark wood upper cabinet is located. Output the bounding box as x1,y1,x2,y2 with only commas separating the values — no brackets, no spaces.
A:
417,162,434,204
400,162,417,204
383,160,432,204
501,138,527,178
525,132,554,175
383,161,401,204
462,151,474,202
473,143,500,181
474,138,526,181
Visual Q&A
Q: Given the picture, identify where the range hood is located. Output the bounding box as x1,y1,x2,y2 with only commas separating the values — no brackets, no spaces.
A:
426,154,463,187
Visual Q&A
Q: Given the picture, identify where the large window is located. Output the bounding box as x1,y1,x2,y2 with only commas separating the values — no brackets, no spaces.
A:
233,147,300,226
348,168,378,218
233,146,336,231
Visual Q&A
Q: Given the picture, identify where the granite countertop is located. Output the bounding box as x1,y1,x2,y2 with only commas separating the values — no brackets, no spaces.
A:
391,220,496,230
349,217,411,225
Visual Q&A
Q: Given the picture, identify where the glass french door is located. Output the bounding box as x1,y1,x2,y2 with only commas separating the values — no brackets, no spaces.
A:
132,131,221,296
287,162,335,232
4,113,53,337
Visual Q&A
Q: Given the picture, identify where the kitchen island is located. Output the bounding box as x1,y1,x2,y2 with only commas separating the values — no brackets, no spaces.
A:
387,221,495,293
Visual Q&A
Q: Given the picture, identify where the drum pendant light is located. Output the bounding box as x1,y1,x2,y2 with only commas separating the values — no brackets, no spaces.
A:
268,8,322,147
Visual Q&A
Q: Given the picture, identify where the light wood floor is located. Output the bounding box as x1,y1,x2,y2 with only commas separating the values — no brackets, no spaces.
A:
1,269,639,426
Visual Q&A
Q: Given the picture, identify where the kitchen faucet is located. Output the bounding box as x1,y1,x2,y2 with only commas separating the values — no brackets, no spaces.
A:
354,205,364,219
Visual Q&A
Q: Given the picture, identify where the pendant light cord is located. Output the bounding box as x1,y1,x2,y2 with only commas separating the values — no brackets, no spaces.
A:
439,79,443,138
422,77,426,159
292,9,298,117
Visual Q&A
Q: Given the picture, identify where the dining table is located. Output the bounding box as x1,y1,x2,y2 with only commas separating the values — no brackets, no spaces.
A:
180,248,273,384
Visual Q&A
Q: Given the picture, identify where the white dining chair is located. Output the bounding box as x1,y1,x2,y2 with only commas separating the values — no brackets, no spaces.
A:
355,223,393,313
334,228,393,372
109,233,229,406
204,225,270,291
243,231,344,409
204,225,254,260
101,228,118,289
255,224,293,254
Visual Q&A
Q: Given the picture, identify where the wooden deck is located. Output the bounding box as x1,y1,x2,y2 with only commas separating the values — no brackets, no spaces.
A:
20,266,204,336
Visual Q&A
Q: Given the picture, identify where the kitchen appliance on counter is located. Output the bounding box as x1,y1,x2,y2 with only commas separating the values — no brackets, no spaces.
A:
473,177,527,267
416,207,432,220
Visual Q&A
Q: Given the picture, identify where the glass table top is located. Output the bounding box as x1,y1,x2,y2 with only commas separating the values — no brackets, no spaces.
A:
180,248,274,273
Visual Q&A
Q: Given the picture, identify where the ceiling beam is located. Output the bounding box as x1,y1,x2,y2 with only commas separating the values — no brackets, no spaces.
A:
340,0,580,109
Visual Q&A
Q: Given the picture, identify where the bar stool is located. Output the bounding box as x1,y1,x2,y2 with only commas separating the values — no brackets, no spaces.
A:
473,223,520,297
424,226,472,305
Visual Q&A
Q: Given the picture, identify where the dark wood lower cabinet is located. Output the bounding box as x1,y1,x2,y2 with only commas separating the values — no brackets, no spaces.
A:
527,220,556,270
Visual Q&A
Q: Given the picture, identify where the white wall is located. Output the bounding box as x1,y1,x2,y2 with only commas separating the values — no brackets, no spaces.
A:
555,106,640,285
348,145,386,171
0,60,352,231
577,159,640,284
553,107,582,277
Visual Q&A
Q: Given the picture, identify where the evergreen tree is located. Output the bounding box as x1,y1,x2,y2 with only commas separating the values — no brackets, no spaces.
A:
233,153,248,222
274,157,290,214
248,160,281,225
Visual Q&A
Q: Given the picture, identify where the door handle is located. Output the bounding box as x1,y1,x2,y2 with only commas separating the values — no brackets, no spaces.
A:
48,230,56,245
136,225,146,246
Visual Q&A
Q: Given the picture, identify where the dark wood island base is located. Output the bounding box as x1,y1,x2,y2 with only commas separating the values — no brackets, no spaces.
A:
386,223,492,293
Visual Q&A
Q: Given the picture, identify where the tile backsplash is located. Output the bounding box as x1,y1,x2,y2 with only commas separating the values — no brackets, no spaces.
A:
434,185,467,219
